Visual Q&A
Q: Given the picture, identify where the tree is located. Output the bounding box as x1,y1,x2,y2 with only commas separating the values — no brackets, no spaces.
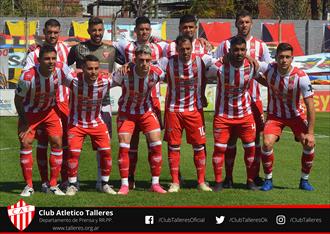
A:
310,0,319,19
265,0,310,19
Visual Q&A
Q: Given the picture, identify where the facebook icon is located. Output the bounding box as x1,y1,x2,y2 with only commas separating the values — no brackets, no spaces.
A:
145,215,154,224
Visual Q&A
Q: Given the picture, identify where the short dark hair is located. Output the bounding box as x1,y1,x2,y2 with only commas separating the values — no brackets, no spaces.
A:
88,17,103,28
230,36,246,47
235,9,252,24
135,16,150,27
276,43,293,55
175,35,192,46
179,14,197,25
44,19,60,28
83,54,99,64
39,45,57,58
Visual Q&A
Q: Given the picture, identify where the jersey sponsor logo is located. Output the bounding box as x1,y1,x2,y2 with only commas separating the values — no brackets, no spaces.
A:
103,51,110,58
7,199,35,231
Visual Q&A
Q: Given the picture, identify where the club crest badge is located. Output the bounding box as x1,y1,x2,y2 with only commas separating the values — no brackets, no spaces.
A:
7,199,35,231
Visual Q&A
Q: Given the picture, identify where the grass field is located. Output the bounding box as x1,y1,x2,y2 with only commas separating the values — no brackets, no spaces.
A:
0,112,329,207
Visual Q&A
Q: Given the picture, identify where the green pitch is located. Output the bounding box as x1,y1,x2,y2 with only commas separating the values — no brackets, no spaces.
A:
0,112,329,207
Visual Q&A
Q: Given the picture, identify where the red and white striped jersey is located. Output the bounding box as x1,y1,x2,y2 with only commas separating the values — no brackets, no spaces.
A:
167,38,209,57
160,54,214,112
214,36,272,102
213,58,256,118
63,72,112,128
112,63,165,115
263,64,314,119
24,42,70,104
16,62,72,113
116,40,167,99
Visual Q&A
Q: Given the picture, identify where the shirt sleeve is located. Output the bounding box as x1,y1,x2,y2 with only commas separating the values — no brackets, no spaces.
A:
61,63,76,87
67,45,77,66
260,42,273,63
213,41,225,59
23,52,35,71
201,54,218,68
157,57,169,72
15,72,31,97
299,72,314,98
111,71,124,87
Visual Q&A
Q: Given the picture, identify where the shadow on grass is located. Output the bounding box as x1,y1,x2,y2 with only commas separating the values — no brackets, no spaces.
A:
0,180,291,194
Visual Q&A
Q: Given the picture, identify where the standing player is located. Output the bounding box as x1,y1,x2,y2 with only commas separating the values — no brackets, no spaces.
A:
68,16,124,191
211,36,261,191
15,45,66,196
167,14,211,57
64,55,116,196
23,19,70,192
213,10,272,188
115,16,168,189
258,43,316,191
161,35,213,193
112,45,166,195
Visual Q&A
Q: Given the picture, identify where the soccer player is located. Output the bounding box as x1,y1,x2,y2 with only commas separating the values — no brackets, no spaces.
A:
23,19,70,192
64,55,116,196
68,16,124,191
211,36,261,191
258,43,316,191
167,14,212,57
161,35,214,193
115,16,168,189
15,45,66,196
213,10,272,188
112,45,166,195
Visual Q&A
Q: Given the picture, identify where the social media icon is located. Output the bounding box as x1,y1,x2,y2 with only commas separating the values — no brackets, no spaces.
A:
145,215,154,224
276,215,286,225
216,216,225,224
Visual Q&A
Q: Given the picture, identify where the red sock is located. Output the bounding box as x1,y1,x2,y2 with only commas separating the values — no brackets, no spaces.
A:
67,150,80,183
255,145,262,177
148,141,162,177
49,148,63,187
301,148,315,175
225,145,236,179
193,146,206,184
36,144,48,184
243,143,256,181
168,145,180,184
118,143,130,179
20,148,33,187
212,144,226,183
61,147,69,183
128,149,138,177
261,147,274,176
99,149,112,182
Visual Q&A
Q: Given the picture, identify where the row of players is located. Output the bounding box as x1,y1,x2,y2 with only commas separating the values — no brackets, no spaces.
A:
15,11,315,196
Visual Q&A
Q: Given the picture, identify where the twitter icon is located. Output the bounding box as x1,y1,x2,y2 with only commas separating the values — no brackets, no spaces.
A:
216,216,225,224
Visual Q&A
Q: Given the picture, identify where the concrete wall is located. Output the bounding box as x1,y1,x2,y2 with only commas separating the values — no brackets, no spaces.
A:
0,17,327,55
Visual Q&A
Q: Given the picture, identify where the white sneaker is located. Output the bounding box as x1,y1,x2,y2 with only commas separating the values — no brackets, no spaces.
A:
20,185,34,197
100,184,117,195
168,183,180,193
41,182,49,193
66,185,78,196
198,182,213,192
49,185,65,196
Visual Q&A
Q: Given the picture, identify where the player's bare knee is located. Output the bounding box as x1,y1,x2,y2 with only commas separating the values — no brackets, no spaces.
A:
263,139,274,151
49,136,62,149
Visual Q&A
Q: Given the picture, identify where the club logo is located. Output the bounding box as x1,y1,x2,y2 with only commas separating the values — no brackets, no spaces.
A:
7,199,35,231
